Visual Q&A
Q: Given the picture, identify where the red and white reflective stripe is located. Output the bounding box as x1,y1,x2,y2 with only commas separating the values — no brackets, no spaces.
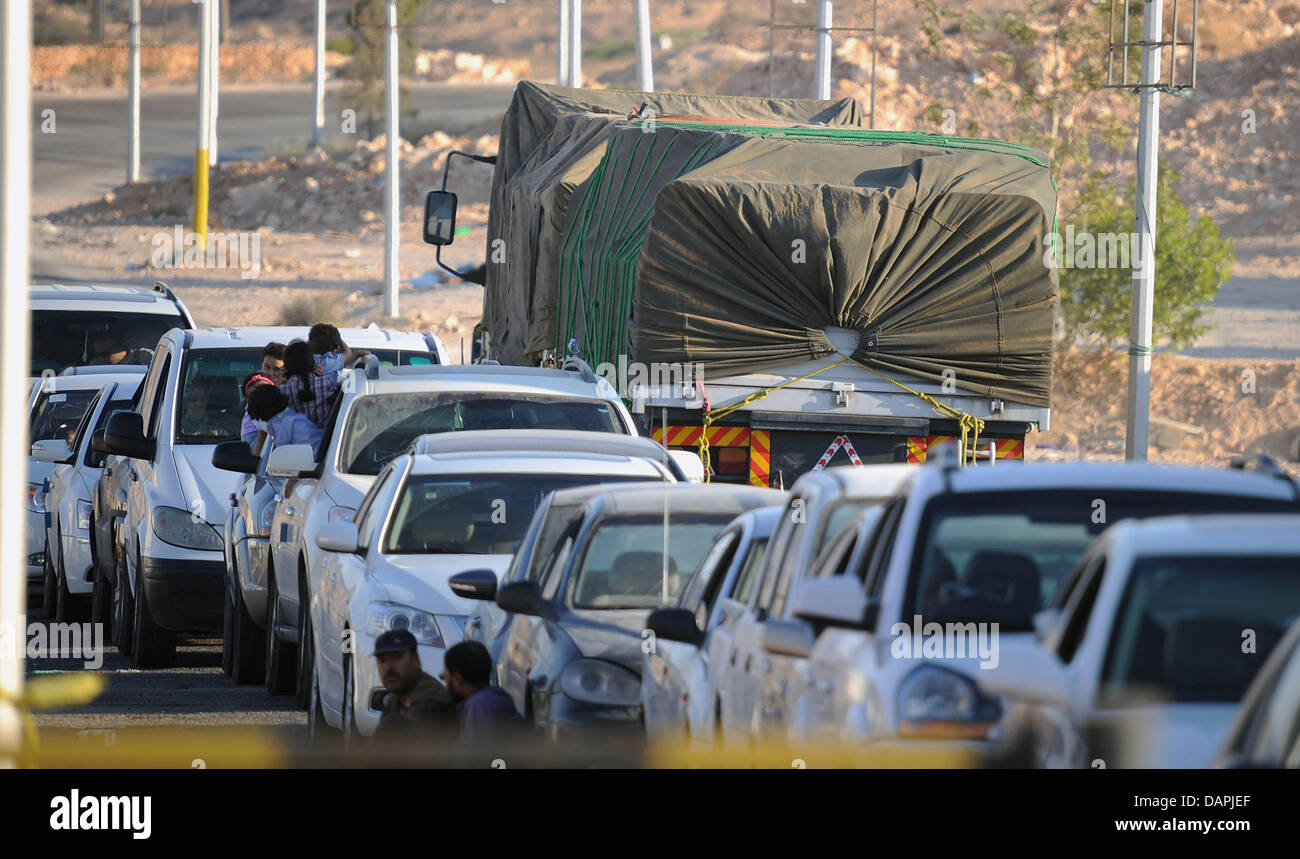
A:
812,435,864,471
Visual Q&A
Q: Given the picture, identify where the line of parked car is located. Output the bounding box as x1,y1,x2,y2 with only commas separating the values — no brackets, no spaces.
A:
28,282,1300,768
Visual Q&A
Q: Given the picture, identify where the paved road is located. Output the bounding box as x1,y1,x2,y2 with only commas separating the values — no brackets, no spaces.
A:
31,81,515,216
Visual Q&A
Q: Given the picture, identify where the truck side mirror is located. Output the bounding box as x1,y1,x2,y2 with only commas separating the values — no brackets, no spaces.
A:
423,190,458,246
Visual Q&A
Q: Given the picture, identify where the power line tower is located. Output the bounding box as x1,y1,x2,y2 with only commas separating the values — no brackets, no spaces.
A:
1102,0,1199,462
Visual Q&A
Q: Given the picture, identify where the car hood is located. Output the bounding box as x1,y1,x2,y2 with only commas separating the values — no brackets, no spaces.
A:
561,609,653,673
371,553,510,618
171,444,243,528
1091,703,1239,768
325,472,374,509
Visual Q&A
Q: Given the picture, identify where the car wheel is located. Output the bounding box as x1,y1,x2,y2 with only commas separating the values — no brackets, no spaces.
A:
294,570,314,710
341,650,357,753
42,547,57,616
91,562,112,633
56,559,91,624
264,565,297,695
111,555,134,657
307,654,338,748
221,580,235,676
131,559,177,668
229,574,264,685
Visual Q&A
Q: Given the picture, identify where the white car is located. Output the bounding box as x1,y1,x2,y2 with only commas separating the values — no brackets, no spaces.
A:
713,464,917,745
305,433,678,741
1215,615,1300,769
983,514,1300,768
269,359,639,706
27,368,147,596
784,454,1300,757
101,325,442,667
641,505,781,746
33,377,143,622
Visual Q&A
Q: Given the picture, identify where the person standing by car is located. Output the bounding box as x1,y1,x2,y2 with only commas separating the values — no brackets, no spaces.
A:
246,383,324,457
443,640,522,742
372,630,459,742
280,340,336,427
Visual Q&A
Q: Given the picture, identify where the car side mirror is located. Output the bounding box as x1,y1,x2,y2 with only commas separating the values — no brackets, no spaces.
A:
646,606,704,647
422,190,458,246
668,450,706,483
90,429,110,455
791,576,872,631
316,521,360,554
212,440,260,474
103,411,154,461
496,580,546,617
31,438,74,464
761,618,816,658
267,444,317,478
449,568,499,602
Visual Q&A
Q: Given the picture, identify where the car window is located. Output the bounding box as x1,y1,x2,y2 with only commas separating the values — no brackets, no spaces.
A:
524,503,582,582
1098,554,1300,706
339,391,625,475
540,533,576,601
680,529,740,612
808,523,858,581
30,308,182,376
859,496,905,595
29,388,99,446
83,397,134,468
175,348,263,443
760,494,809,607
353,465,395,549
145,353,172,438
1055,555,1106,665
731,537,769,608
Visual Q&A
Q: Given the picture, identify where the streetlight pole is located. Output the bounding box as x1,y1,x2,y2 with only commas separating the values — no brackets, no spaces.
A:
634,0,654,91
383,0,400,317
813,0,833,99
557,0,571,86
127,0,141,183
312,0,326,148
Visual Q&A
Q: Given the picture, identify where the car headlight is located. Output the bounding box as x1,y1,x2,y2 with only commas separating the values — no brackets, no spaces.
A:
897,664,1001,739
257,500,276,536
559,659,641,708
328,506,355,524
153,506,223,551
365,602,446,649
76,499,93,532
26,482,46,514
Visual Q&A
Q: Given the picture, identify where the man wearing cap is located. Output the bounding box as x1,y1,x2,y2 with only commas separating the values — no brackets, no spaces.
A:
372,629,458,741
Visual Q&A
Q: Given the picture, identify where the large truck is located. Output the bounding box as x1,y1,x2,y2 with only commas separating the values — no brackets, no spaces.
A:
424,83,1057,486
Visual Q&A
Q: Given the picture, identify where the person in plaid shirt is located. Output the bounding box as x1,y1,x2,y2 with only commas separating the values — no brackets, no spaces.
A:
280,339,337,427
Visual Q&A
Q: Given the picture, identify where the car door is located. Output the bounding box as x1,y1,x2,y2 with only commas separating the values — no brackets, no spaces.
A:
127,346,173,579
499,525,577,714
94,383,142,579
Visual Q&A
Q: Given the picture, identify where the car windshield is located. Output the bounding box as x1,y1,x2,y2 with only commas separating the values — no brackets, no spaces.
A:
31,309,185,376
29,389,99,445
383,474,646,554
175,348,264,443
340,392,624,475
816,498,878,555
905,490,1300,632
1099,555,1300,706
572,515,737,610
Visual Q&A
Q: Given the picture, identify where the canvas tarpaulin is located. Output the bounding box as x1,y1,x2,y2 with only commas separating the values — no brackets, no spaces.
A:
485,82,864,364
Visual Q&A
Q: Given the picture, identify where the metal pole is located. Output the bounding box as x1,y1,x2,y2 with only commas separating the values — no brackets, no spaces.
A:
569,0,582,88
383,0,400,317
869,0,877,128
0,0,33,765
312,0,326,147
661,406,669,605
1125,0,1163,461
127,0,141,183
813,0,833,99
208,0,220,166
557,0,570,86
194,0,211,248
634,0,653,91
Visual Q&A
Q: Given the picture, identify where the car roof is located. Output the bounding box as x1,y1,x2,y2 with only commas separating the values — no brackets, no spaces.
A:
934,461,1299,501
407,452,666,478
409,429,670,460
36,369,147,393
817,463,918,497
55,363,150,377
29,283,185,314
589,483,786,518
1107,514,1300,557
357,363,621,400
177,326,435,351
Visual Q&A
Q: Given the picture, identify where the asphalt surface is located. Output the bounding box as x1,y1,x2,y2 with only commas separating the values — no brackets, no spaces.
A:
31,81,515,216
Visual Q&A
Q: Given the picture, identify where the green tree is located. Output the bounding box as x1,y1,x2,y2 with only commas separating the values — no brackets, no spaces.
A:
1058,164,1235,348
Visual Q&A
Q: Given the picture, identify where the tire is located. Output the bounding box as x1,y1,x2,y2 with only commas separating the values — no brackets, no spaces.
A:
112,555,134,657
229,575,265,685
307,653,338,748
294,570,314,710
264,565,297,695
42,547,57,617
56,559,91,624
221,581,235,677
341,650,357,753
131,558,176,668
91,562,112,634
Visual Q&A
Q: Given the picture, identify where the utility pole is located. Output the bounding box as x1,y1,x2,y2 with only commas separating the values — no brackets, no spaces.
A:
208,0,220,166
127,0,141,183
92,0,107,43
312,0,326,147
813,0,833,99
569,0,582,88
557,0,570,86
0,0,33,765
383,0,400,317
1125,0,1163,461
634,0,654,91
194,0,211,248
